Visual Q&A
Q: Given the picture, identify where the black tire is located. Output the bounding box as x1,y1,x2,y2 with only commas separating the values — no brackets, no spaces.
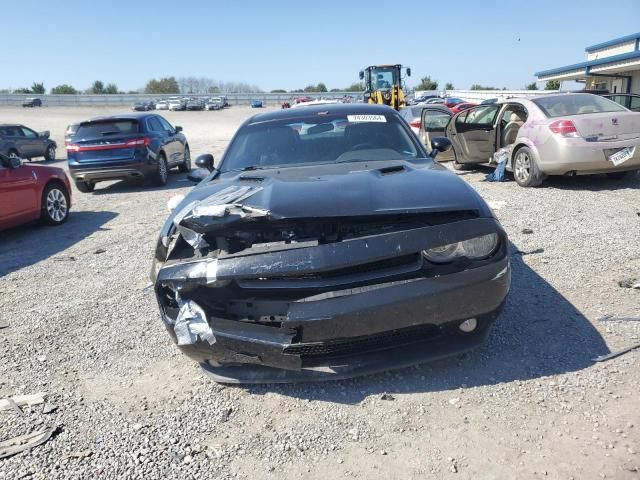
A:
606,170,637,180
152,153,169,186
40,183,70,225
178,146,191,173
74,180,95,193
512,146,545,187
44,145,56,161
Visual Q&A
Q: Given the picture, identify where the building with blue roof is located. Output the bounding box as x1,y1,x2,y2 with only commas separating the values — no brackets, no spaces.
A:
535,32,640,94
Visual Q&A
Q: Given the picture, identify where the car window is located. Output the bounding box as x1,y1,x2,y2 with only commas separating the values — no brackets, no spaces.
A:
422,110,451,131
157,117,174,133
147,117,164,132
221,112,423,171
461,105,499,126
20,127,37,138
499,104,528,125
533,94,626,117
75,120,140,139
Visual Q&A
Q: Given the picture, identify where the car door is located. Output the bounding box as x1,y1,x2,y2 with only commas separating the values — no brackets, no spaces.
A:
157,116,181,165
19,126,43,158
446,104,500,164
0,156,40,225
420,107,453,162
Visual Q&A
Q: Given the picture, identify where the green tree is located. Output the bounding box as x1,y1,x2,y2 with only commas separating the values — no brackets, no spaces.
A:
545,80,560,90
343,82,364,92
270,89,287,93
470,84,500,91
415,76,438,90
144,77,180,94
316,82,327,93
525,82,538,90
104,83,118,94
445,82,454,90
91,80,105,94
50,84,78,94
13,88,31,94
31,82,45,94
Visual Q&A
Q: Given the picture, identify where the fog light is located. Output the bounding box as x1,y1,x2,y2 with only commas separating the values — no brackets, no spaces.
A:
458,318,478,333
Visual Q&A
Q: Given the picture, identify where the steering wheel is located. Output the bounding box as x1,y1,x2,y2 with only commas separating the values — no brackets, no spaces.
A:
349,143,377,151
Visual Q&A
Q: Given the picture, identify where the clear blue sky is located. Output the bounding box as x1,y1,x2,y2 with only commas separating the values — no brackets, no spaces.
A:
4,0,640,92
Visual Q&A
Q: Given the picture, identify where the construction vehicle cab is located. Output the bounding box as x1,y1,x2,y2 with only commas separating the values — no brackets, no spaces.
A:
359,64,411,111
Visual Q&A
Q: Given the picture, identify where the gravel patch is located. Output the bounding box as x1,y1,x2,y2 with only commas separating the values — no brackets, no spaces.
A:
1,106,639,479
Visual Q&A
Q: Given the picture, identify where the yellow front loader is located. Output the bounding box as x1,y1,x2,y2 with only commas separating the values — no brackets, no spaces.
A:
359,64,411,111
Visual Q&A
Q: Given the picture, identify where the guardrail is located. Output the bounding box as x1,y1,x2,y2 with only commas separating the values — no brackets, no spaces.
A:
0,92,364,107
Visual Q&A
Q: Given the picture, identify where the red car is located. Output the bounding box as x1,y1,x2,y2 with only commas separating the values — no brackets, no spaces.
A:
449,102,477,114
0,153,71,231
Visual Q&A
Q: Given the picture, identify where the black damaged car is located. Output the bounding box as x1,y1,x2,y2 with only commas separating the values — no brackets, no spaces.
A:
151,104,510,383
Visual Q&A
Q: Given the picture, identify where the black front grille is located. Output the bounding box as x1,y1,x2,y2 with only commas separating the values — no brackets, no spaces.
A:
283,323,440,360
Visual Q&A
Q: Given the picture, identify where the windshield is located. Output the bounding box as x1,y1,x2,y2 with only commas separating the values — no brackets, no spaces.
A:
220,112,422,172
367,67,398,91
532,94,627,117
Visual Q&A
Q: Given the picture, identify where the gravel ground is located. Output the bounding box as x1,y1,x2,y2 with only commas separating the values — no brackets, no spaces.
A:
1,106,639,479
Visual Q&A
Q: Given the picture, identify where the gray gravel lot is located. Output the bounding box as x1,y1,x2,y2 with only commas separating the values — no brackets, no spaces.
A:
1,106,639,479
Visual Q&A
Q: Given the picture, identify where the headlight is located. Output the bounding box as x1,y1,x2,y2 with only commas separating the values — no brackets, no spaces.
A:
423,233,499,264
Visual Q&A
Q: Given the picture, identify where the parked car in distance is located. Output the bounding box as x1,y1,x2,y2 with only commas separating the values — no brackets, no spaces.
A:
0,152,71,231
424,98,445,104
0,124,57,161
399,104,450,136
480,98,499,105
206,98,224,110
603,94,640,112
132,102,151,112
155,100,169,110
443,97,465,108
66,113,191,192
250,99,264,108
442,93,640,186
449,102,477,114
187,99,205,111
411,94,439,105
151,104,510,383
65,123,79,142
22,98,42,107
168,100,185,111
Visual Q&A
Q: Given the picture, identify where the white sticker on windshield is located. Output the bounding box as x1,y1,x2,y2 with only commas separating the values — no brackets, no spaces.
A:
347,115,387,123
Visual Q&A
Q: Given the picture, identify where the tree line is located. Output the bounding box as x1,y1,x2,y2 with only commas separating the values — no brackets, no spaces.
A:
414,75,560,91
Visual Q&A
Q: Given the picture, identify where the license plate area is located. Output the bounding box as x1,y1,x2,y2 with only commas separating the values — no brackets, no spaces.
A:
605,146,634,166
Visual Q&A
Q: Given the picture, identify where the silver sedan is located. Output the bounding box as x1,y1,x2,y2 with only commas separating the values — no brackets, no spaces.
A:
439,93,640,186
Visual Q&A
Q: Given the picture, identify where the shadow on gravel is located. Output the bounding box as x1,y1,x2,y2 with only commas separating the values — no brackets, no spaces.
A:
455,163,639,191
0,210,117,276
90,172,193,195
244,242,610,404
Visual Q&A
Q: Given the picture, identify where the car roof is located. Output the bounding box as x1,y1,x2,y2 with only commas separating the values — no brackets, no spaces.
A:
246,103,398,125
86,113,156,122
0,123,23,127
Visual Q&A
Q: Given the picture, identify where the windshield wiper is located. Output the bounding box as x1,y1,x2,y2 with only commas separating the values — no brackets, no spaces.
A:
223,165,265,173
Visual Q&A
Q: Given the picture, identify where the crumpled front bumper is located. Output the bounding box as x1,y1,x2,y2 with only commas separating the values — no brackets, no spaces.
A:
168,259,509,383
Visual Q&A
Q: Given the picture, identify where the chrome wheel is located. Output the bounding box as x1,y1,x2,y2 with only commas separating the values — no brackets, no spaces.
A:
514,151,531,183
46,188,68,222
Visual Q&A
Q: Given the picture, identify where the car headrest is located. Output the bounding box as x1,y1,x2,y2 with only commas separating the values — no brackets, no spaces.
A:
509,112,524,123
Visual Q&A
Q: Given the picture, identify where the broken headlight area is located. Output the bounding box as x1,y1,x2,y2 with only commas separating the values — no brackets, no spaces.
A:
422,233,499,264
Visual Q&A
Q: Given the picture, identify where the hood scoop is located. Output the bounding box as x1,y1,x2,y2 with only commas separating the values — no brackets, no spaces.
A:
238,175,265,182
377,165,406,175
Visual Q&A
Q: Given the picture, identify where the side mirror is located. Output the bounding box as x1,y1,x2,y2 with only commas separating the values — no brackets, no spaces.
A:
359,71,364,80
39,131,50,138
195,153,214,171
430,137,452,158
9,156,21,168
406,67,412,77
175,126,183,133
187,168,210,183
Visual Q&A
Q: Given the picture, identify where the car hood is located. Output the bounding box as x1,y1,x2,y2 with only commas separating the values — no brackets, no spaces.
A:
169,160,491,233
